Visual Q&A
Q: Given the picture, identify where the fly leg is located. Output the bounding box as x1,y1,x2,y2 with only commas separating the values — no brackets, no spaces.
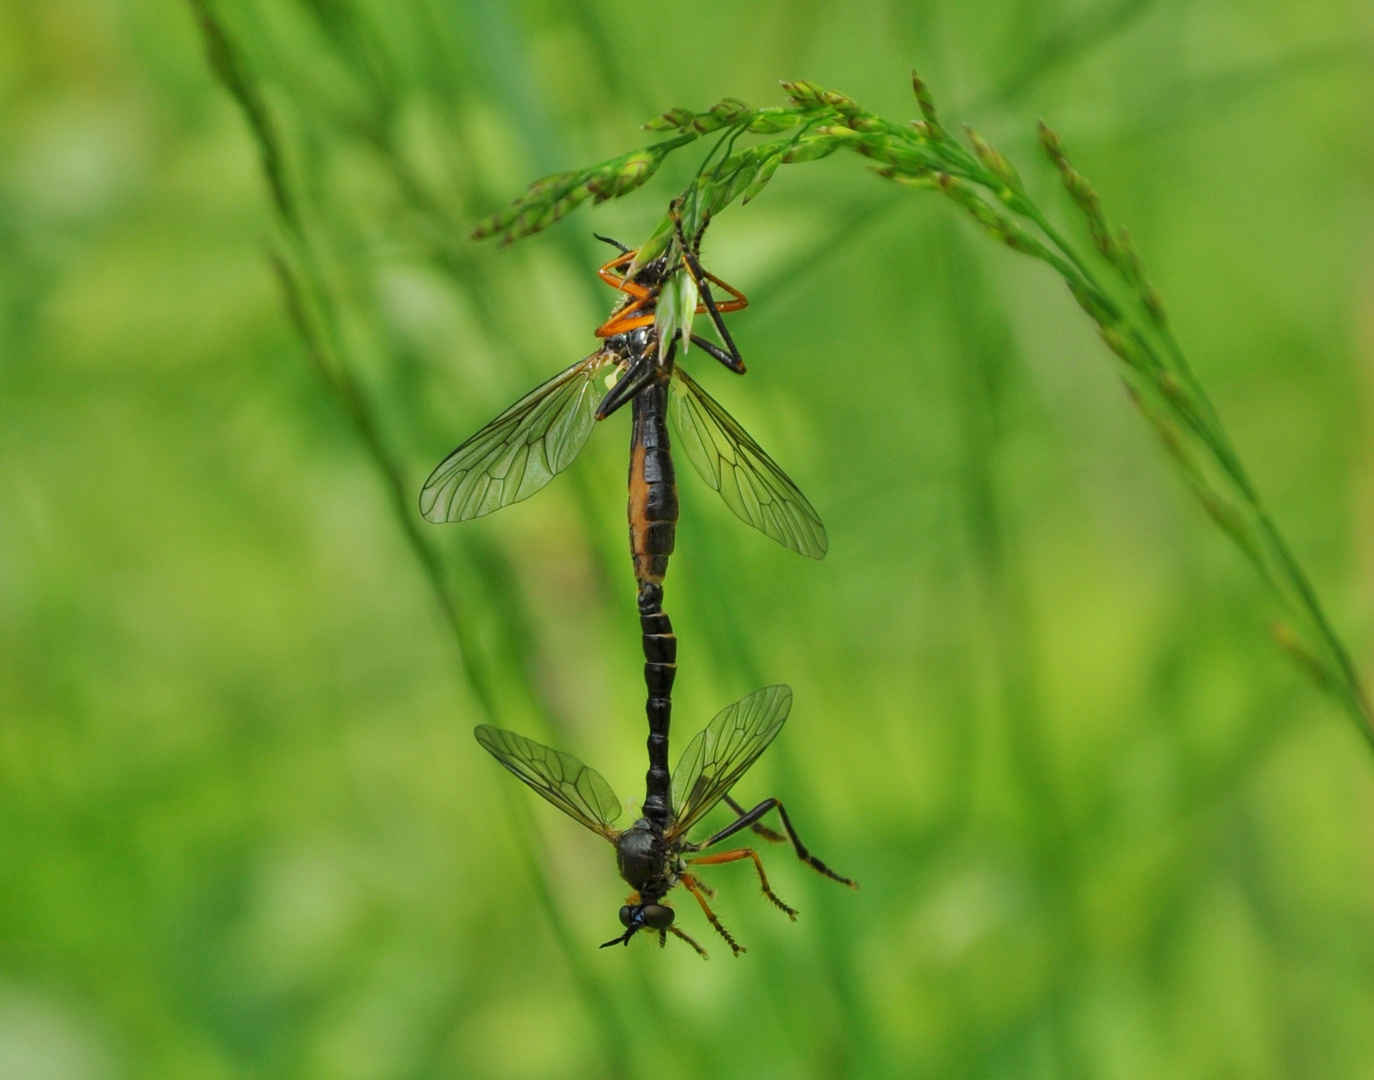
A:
670,203,748,369
681,873,744,956
724,793,786,843
690,260,749,313
679,249,746,369
668,924,709,959
688,848,798,920
595,289,656,338
595,247,649,296
690,334,746,375
697,797,858,889
594,348,660,419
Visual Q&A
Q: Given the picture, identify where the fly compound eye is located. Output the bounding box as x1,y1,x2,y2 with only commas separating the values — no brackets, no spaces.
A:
618,905,635,928
641,904,674,929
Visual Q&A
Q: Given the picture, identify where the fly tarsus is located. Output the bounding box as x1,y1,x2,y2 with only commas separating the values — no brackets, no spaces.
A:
668,924,709,959
701,797,858,890
774,800,858,889
682,874,745,957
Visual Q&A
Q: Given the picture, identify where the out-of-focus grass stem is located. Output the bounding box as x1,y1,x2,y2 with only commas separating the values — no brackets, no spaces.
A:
969,0,1166,114
187,4,634,1073
943,223,1088,1080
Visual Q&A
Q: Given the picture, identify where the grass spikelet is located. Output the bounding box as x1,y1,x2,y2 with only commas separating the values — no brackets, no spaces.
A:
464,70,1373,749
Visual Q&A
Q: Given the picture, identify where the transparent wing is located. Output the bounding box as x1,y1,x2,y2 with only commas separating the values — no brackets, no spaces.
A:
669,368,828,559
420,351,613,522
668,684,792,839
475,726,621,841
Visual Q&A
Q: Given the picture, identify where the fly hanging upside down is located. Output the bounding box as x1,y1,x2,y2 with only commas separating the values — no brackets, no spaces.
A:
419,204,828,575
476,684,856,957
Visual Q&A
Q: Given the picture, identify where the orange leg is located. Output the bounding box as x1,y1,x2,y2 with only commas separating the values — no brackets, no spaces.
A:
602,246,747,313
599,272,652,300
598,269,743,338
687,262,749,314
689,848,798,920
595,292,658,338
597,249,648,295
691,876,717,901
681,873,744,956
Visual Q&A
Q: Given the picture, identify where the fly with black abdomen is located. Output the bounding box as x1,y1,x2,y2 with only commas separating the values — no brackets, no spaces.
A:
421,205,829,843
474,684,856,957
428,202,848,954
418,202,829,574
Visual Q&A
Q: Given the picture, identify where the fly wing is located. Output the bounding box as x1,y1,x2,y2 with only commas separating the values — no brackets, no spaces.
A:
669,367,827,559
420,351,613,522
475,726,621,841
668,685,791,840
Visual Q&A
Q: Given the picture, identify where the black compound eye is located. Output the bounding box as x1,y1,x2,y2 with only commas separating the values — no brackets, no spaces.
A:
618,905,635,928
641,904,674,929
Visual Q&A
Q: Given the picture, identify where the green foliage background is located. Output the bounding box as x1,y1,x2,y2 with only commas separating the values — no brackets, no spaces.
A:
3,1,1373,1077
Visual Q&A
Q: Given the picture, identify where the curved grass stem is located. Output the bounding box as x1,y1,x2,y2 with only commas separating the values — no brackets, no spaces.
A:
472,71,1372,752
188,4,635,1071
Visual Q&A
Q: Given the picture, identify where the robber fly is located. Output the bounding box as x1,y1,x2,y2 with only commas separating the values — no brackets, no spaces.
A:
418,205,828,577
476,684,856,957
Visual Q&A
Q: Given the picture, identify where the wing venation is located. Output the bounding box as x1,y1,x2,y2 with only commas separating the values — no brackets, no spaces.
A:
669,684,792,839
421,352,612,522
475,725,622,840
669,369,827,558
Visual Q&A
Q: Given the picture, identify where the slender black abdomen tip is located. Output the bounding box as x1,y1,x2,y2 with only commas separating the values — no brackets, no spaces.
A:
637,582,663,613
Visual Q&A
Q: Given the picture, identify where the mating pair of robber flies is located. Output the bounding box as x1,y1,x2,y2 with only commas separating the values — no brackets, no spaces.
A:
421,205,853,957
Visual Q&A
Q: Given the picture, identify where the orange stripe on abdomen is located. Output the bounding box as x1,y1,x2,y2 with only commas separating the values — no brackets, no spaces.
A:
628,441,656,583
628,381,678,586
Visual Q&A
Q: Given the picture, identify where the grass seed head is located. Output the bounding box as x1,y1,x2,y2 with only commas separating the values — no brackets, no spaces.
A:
911,71,940,126
965,126,1024,195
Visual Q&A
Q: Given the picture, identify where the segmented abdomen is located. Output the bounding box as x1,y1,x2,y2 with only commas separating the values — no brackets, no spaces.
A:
638,581,675,830
628,381,678,587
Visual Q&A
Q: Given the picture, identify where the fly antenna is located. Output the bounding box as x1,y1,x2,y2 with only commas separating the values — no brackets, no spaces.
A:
593,233,630,253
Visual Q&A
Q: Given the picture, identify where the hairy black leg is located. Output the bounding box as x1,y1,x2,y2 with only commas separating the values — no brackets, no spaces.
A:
690,334,746,374
595,355,655,419
668,924,709,959
698,797,857,889
680,246,744,369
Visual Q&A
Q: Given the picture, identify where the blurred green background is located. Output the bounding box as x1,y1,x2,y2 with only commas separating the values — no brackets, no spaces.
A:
3,0,1374,1077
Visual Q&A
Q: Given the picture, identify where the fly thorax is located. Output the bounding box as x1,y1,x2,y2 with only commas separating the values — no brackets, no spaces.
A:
615,819,666,892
